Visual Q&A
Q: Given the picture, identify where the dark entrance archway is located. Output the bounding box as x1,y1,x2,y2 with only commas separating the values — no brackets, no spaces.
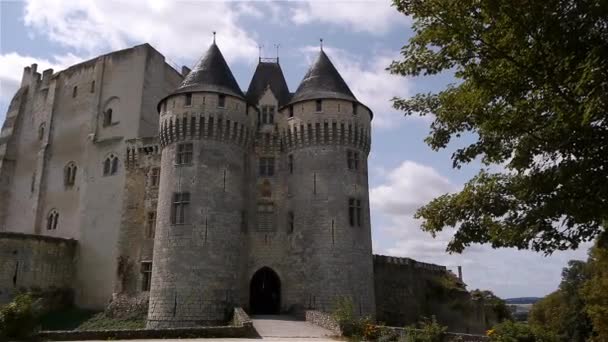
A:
250,267,281,315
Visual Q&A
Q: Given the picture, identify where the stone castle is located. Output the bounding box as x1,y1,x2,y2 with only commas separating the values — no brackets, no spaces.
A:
0,41,491,332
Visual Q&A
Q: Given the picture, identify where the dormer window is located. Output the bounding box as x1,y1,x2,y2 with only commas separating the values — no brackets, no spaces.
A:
218,94,226,108
315,99,322,112
261,105,275,125
185,93,192,106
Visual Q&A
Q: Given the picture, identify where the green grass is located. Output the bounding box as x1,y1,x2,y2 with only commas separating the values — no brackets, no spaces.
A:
39,308,99,331
76,312,146,330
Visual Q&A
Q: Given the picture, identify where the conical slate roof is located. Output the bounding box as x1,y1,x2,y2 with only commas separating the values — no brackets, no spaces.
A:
289,50,357,104
246,61,291,106
175,43,245,99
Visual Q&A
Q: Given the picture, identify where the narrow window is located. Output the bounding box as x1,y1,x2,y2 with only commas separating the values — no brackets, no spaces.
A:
90,81,95,93
176,143,193,165
150,167,160,187
269,105,275,124
348,198,355,227
259,157,275,177
354,151,360,170
353,102,358,115
218,94,226,108
103,158,111,176
104,108,113,126
72,86,78,98
47,210,59,230
288,211,294,233
288,154,293,174
31,171,36,193
38,123,45,141
141,262,152,291
261,106,268,124
257,110,261,128
338,104,341,112
171,192,190,225
289,106,294,118
65,163,77,187
356,199,362,226
315,99,322,112
185,93,192,106
147,212,156,238
162,101,167,113
111,156,119,175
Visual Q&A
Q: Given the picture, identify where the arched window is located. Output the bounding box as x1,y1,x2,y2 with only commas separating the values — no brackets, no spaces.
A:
104,108,113,126
103,154,119,176
47,210,59,230
64,162,77,187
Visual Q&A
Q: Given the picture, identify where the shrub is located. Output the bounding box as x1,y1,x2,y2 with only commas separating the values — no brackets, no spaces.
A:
487,320,537,342
404,316,446,342
0,294,39,339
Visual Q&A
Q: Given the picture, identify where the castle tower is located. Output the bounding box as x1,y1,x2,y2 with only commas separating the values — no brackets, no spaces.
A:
280,50,375,316
147,42,252,328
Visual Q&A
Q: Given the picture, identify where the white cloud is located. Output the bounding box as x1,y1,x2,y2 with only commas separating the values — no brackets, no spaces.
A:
300,46,414,128
291,0,408,34
370,160,591,298
22,0,259,64
0,52,83,102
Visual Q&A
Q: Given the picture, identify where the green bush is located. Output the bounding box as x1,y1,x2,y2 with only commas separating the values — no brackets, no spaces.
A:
404,316,446,342
487,321,540,342
0,294,39,339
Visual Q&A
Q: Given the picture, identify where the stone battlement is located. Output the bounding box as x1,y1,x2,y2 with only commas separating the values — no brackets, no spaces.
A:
373,254,447,272
125,138,161,168
159,113,252,149
281,120,370,153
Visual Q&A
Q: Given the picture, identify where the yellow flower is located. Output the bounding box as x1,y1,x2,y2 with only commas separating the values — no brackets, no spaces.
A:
486,329,495,336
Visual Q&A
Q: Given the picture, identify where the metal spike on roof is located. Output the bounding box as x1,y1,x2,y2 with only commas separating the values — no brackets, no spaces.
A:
246,60,291,106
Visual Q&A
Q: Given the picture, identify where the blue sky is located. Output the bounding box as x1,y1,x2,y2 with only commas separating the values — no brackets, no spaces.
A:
0,0,590,298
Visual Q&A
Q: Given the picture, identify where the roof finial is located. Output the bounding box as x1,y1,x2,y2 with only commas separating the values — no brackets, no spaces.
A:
258,44,263,62
320,38,323,51
213,31,216,44
274,43,281,63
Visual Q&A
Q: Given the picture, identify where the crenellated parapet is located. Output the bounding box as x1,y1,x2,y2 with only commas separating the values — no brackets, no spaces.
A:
373,254,448,273
281,119,371,153
158,112,252,150
125,137,161,168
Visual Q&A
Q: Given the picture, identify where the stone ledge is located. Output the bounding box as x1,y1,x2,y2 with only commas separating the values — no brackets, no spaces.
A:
305,310,340,334
0,231,77,245
38,325,257,341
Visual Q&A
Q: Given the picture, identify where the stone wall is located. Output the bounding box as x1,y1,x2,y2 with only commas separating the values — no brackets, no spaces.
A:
373,254,488,334
0,232,76,304
305,310,341,334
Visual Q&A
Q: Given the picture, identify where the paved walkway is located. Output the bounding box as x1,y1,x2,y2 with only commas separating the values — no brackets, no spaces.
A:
251,315,336,339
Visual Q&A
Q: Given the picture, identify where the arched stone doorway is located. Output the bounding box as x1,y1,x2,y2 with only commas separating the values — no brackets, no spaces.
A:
250,267,281,315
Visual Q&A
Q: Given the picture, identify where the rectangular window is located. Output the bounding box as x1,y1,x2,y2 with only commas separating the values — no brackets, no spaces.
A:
171,192,190,225
150,167,160,187
147,212,156,238
259,157,275,176
176,143,193,165
347,150,359,170
185,93,192,106
218,94,226,108
72,86,78,98
260,105,275,124
288,154,293,174
268,105,275,124
141,262,152,291
288,211,294,233
90,81,95,93
353,102,358,115
316,99,322,112
289,106,294,118
348,198,362,227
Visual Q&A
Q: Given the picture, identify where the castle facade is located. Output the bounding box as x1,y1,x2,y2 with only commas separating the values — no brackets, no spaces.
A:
0,42,487,333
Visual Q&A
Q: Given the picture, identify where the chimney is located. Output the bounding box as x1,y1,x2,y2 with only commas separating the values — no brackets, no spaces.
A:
181,66,191,77
457,266,463,281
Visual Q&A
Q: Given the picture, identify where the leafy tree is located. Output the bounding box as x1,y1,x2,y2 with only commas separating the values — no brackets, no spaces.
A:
390,0,608,253
471,290,511,322
581,236,608,341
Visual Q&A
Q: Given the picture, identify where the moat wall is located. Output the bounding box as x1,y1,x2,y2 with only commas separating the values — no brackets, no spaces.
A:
373,255,488,334
0,232,76,304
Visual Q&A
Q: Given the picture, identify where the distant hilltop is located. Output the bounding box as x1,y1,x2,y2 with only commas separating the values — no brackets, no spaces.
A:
505,297,542,304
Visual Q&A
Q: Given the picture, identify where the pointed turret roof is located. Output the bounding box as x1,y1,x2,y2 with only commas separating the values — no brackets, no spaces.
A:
175,43,245,99
289,50,357,105
246,61,291,106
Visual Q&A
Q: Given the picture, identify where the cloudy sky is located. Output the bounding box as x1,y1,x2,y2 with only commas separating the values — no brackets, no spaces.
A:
0,0,590,298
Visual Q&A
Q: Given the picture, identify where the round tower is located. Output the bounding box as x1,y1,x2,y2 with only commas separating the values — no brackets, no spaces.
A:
147,42,252,328
279,50,375,316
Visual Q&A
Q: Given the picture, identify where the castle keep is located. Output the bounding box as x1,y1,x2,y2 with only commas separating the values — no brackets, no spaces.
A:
0,41,489,333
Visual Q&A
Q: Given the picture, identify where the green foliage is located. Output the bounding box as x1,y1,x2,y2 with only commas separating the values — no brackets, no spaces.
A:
0,293,38,339
38,307,98,331
471,290,511,322
403,316,446,342
333,296,355,325
581,236,608,341
487,321,537,342
390,0,608,254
